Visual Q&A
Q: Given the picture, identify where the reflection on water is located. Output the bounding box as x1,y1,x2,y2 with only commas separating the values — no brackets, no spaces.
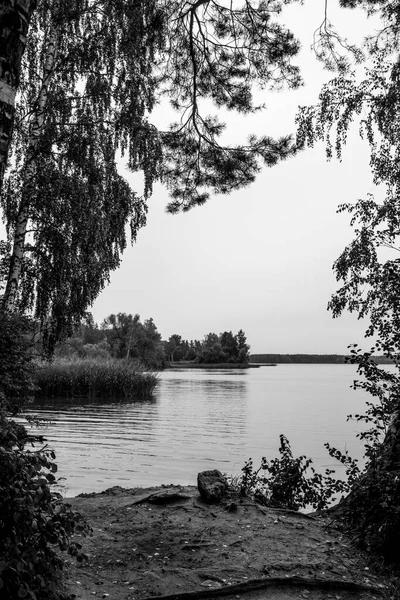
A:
26,365,369,497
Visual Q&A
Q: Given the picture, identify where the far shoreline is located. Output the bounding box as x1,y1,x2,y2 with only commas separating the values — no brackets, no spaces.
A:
165,362,276,369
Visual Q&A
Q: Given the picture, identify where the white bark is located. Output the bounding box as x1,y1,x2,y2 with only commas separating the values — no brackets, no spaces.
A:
3,29,59,312
0,0,37,193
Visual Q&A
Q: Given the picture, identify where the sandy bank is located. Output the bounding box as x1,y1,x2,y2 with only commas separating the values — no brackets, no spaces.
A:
63,485,393,600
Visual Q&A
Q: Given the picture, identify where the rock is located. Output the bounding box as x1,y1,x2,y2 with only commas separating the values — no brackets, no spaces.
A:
197,470,228,503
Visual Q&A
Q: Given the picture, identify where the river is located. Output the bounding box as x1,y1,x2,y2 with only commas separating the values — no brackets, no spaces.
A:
27,364,371,497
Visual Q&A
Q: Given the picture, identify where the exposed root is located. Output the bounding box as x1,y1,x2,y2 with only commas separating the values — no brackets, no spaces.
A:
143,574,384,600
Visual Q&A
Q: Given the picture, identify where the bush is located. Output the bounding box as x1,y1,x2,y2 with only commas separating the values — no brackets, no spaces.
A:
236,434,353,511
35,357,158,398
331,405,400,562
0,313,89,599
0,440,88,599
0,314,36,413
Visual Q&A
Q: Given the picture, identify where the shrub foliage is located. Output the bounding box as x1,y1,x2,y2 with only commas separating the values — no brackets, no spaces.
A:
237,434,354,512
0,314,89,599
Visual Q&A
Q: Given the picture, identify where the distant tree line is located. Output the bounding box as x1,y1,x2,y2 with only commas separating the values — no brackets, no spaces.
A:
251,354,346,364
251,354,393,364
55,313,250,368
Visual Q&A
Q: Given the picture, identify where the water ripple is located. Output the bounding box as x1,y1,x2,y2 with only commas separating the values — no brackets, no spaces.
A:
26,365,369,496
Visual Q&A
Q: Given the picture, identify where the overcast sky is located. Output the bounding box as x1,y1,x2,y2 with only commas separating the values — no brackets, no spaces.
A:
90,1,382,354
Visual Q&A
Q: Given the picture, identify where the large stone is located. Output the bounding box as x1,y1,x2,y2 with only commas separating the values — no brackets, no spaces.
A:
197,469,228,503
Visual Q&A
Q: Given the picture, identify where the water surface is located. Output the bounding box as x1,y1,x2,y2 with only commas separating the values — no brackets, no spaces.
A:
27,364,370,496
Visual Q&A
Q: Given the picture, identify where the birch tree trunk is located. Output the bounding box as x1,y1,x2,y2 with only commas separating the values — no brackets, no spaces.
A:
2,27,58,312
0,0,37,192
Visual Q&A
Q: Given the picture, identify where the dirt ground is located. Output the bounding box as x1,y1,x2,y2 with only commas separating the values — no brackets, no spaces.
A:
63,485,396,600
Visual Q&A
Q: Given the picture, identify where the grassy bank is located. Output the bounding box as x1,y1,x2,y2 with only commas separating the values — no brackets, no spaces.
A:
35,357,157,399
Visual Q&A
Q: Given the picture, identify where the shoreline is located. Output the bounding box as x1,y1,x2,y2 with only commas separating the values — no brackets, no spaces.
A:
165,362,276,369
63,484,393,600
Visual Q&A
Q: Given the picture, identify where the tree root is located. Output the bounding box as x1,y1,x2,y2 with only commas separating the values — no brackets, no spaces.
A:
128,489,191,506
144,575,384,600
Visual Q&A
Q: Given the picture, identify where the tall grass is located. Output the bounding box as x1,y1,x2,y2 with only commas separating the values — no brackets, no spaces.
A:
34,357,157,399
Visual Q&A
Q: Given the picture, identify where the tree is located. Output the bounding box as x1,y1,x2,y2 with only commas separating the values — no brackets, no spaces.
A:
185,340,198,361
78,313,104,346
102,313,141,359
102,312,165,368
0,1,37,192
0,1,157,351
140,317,165,368
198,332,226,363
55,313,109,358
0,0,301,352
296,0,400,561
236,329,250,363
164,334,183,362
220,330,239,362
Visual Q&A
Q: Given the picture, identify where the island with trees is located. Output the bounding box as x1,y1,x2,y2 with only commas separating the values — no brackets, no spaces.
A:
29,313,253,398
44,312,252,371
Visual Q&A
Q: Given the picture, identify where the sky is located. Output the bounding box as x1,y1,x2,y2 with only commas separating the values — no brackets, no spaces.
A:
91,1,383,354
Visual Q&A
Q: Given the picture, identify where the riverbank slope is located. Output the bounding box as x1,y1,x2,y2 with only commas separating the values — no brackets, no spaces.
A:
63,485,395,600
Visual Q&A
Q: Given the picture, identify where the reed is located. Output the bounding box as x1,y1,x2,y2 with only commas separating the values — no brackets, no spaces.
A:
34,357,157,399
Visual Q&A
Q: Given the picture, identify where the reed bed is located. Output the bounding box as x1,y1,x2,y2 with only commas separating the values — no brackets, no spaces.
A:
35,357,157,399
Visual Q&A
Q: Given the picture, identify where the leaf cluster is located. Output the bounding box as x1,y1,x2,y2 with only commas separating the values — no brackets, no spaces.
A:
101,312,165,368
237,434,353,511
0,445,88,600
0,314,90,598
160,0,301,211
0,313,37,414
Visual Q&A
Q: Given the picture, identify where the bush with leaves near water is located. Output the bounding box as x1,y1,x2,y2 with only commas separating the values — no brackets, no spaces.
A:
327,348,400,562
0,314,89,599
236,371,400,564
35,357,158,399
0,433,88,599
236,434,357,511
